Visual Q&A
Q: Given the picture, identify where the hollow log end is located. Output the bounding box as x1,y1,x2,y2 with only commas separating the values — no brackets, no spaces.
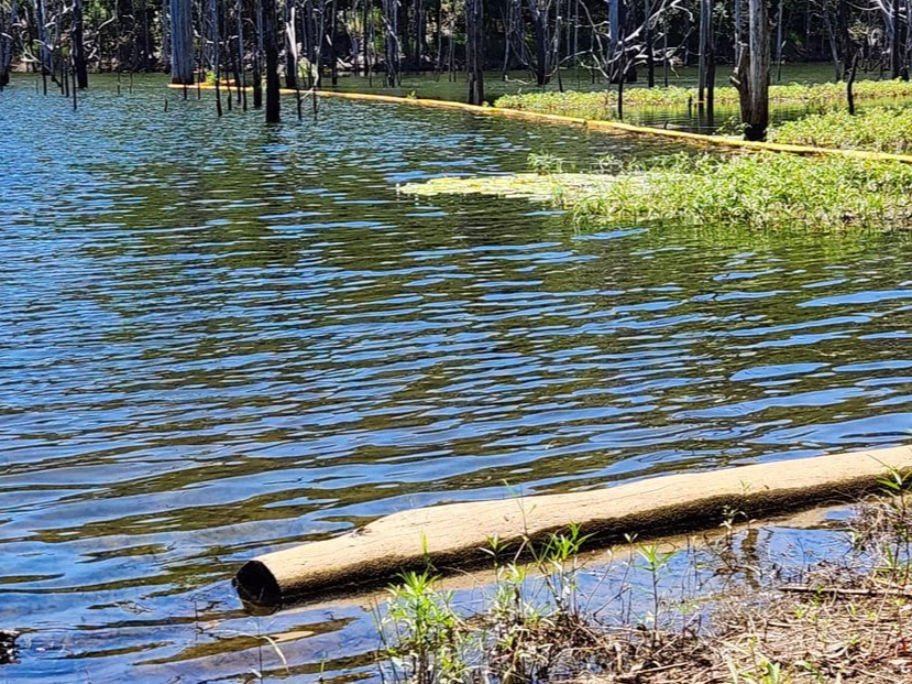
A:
235,560,282,606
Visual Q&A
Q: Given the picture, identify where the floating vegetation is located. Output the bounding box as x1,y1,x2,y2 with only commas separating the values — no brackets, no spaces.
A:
495,79,912,119
770,107,912,153
400,172,617,201
404,153,912,231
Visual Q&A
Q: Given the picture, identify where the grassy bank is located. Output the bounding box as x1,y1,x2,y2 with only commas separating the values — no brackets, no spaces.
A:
377,473,912,684
770,107,912,153
494,79,912,119
404,152,912,231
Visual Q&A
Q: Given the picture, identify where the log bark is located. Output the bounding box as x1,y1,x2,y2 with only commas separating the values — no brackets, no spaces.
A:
236,445,912,606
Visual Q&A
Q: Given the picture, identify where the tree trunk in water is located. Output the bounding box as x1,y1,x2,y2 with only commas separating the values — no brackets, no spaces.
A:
775,0,784,82
72,0,88,87
529,4,548,86
285,0,297,88
644,0,653,87
329,0,339,84
734,0,769,141
465,0,484,103
170,0,194,83
237,0,247,109
734,0,742,63
1,0,19,88
253,0,264,107
161,0,171,72
847,50,858,114
821,0,840,81
35,0,51,75
697,0,706,102
414,0,424,71
264,0,281,121
382,0,399,85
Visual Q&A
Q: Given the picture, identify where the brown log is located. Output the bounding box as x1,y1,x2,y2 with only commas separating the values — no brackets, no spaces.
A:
236,445,912,606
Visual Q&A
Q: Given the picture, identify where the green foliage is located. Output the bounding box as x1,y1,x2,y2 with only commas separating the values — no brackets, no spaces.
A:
566,152,912,231
380,526,595,684
380,570,468,684
494,80,912,120
770,107,912,153
527,151,564,175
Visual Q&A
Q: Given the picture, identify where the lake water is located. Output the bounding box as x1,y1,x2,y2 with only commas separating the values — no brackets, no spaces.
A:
2,73,912,683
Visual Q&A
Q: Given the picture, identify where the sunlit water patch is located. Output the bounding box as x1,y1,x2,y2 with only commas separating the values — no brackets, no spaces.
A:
1,75,911,683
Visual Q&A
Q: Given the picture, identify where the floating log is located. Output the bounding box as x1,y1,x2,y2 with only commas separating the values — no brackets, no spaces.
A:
236,445,912,606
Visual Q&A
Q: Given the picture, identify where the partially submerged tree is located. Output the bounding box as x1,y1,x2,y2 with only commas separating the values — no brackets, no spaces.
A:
732,0,769,140
465,0,483,102
263,0,281,121
170,0,194,83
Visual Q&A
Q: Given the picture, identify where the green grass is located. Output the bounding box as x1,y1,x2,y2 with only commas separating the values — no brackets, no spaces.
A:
494,79,912,119
405,152,912,231
770,107,912,153
566,153,912,230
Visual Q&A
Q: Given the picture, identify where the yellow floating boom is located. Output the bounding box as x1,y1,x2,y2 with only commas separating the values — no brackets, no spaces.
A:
168,83,912,164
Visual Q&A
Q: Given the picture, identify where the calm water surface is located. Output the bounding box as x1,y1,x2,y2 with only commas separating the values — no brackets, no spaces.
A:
1,75,912,683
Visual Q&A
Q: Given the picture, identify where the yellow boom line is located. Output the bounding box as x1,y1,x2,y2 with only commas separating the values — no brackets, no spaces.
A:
168,83,912,164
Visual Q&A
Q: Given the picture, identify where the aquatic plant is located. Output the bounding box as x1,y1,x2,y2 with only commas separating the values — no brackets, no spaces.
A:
404,152,912,231
566,152,912,230
770,107,912,153
379,490,912,684
494,79,912,120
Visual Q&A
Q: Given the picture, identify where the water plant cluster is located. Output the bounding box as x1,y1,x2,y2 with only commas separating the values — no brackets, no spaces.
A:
494,80,912,119
770,107,912,153
565,153,912,230
377,470,912,684
404,152,912,231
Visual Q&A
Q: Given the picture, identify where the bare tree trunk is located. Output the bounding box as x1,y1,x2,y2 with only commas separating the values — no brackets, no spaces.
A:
705,0,714,121
847,50,858,113
644,0,653,86
697,0,707,102
528,0,549,86
734,0,742,63
253,0,264,106
891,0,901,78
285,0,297,87
161,0,171,72
35,0,52,75
72,0,88,87
466,0,484,103
733,0,769,140
822,0,841,81
775,0,784,82
237,0,247,109
264,0,281,121
414,0,424,70
329,0,339,84
170,0,194,83
382,0,399,85
0,0,16,88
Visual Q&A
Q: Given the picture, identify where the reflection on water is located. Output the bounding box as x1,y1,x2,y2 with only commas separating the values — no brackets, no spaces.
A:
1,74,911,683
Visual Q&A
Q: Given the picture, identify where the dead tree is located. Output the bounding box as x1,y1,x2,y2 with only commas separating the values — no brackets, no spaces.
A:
466,0,484,102
264,0,281,121
170,0,194,83
732,0,769,140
